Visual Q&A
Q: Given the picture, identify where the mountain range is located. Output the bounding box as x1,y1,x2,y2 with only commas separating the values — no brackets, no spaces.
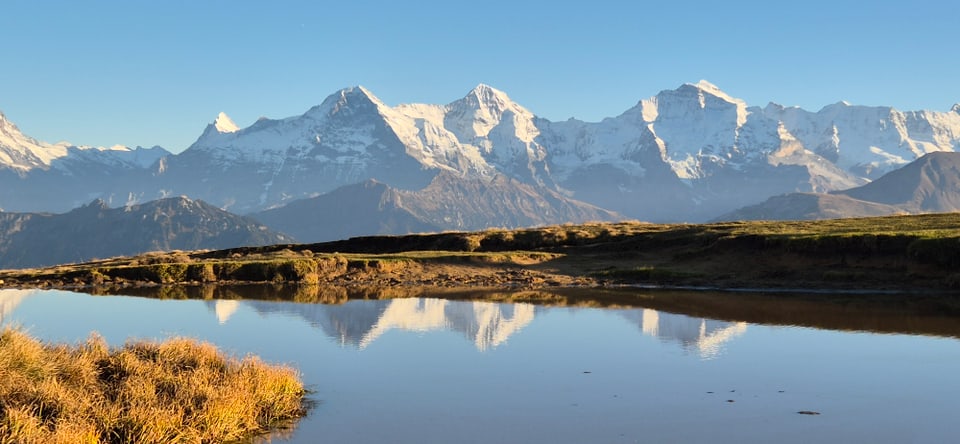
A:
2,81,960,252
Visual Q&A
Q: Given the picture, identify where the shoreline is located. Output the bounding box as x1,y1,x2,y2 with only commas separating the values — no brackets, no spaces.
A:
5,214,960,295
5,283,958,340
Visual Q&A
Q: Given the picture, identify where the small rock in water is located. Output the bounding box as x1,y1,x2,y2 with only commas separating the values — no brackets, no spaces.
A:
726,400,735,403
582,371,592,374
797,410,821,415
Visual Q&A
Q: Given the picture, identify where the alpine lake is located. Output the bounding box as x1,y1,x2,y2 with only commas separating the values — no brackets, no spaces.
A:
1,285,958,443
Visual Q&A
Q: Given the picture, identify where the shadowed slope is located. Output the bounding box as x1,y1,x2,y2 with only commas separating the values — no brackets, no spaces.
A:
0,197,290,269
837,151,960,211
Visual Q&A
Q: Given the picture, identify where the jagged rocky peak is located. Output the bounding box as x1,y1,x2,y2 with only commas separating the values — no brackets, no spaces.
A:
952,103,960,114
196,112,241,141
213,112,239,133
307,85,387,119
670,80,748,109
466,83,514,109
443,83,536,141
0,110,38,144
454,83,533,118
632,80,749,128
686,80,740,101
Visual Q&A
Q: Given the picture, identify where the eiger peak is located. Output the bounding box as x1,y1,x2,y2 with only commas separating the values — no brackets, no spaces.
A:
308,85,387,119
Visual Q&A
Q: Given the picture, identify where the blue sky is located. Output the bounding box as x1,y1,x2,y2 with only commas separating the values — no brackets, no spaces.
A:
2,0,958,153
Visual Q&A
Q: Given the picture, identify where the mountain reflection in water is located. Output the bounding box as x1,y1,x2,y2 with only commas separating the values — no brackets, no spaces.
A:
205,297,746,356
0,290,34,325
210,298,537,351
3,288,959,444
4,286,960,352
622,309,748,359
1,290,752,356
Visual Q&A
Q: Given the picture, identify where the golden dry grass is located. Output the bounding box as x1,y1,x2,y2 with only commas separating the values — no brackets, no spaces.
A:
0,327,305,444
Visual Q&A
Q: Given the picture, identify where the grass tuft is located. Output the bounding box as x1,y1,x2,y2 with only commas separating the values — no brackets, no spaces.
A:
0,327,306,444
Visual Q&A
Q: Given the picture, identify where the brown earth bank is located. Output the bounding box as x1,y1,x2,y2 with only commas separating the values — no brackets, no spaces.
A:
4,214,960,294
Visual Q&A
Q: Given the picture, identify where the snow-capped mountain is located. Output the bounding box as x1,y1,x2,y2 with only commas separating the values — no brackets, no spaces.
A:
162,80,870,221
764,101,960,177
157,84,555,214
541,81,869,220
0,110,170,212
2,81,959,227
0,110,167,174
0,111,70,172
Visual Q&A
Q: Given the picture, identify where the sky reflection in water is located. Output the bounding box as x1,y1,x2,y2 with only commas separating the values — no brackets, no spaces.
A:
1,289,958,443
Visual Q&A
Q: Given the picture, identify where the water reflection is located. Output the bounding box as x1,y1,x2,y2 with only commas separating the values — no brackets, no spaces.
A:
208,298,537,351
0,289,34,325
213,299,240,324
8,285,960,357
621,309,748,359
204,296,744,356
2,288,960,444
86,284,960,339
2,290,745,356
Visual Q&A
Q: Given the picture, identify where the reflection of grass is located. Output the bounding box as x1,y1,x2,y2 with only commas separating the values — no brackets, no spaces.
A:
0,327,306,443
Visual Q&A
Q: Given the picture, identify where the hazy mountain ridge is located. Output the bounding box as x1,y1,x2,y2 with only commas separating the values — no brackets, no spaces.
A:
714,193,903,221
836,151,960,211
0,197,290,269
716,152,960,221
251,180,442,243
253,171,620,243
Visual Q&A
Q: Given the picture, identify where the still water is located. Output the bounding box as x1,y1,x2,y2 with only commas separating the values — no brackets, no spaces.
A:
1,288,959,443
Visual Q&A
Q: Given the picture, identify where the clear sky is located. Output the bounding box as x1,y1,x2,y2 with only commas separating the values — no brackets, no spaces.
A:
2,0,958,153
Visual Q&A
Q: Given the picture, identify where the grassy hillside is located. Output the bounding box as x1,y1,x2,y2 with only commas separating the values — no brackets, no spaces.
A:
4,213,960,292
